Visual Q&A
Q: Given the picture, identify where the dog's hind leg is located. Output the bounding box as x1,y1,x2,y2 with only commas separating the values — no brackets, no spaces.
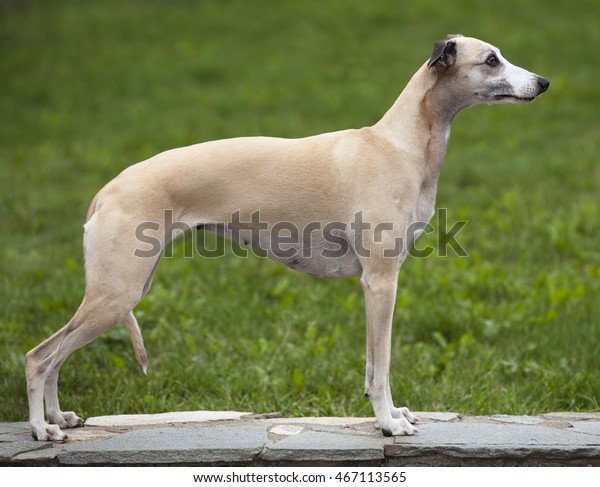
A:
26,208,161,441
43,354,84,431
25,294,135,441
39,309,147,435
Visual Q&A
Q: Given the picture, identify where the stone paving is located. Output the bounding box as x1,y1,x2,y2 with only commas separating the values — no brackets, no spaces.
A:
2,411,600,466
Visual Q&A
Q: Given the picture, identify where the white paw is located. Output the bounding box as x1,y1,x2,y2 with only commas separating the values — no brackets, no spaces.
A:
47,410,84,429
391,406,419,424
30,422,68,442
378,417,419,437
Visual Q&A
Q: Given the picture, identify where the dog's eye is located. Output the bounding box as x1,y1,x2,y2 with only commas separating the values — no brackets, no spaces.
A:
486,54,499,67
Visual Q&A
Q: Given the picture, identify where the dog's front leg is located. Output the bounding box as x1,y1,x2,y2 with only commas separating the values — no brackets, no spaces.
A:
361,269,418,436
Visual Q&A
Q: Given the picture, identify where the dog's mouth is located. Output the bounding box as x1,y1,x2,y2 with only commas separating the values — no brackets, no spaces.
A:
494,94,536,103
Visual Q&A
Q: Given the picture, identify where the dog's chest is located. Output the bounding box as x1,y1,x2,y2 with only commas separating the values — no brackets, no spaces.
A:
408,179,438,246
416,187,437,224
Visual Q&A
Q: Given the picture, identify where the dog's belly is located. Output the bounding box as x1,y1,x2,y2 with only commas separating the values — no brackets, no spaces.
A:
272,243,363,278
263,226,363,278
201,223,362,278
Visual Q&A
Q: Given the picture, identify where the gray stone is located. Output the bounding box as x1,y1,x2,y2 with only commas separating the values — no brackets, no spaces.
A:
2,413,600,466
543,412,600,421
85,410,251,428
0,440,53,462
0,423,30,435
12,446,60,463
414,412,459,422
263,430,385,462
57,422,269,465
62,427,118,442
487,414,543,425
0,434,32,442
569,422,600,436
274,417,375,427
269,424,305,436
387,423,600,459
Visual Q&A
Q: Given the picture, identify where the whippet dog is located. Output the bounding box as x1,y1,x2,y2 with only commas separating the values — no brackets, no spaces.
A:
26,35,549,441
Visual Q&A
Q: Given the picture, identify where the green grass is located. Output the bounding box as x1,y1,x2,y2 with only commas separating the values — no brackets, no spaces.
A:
1,0,599,422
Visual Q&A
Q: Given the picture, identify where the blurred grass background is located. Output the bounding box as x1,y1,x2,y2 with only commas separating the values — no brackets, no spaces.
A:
1,0,598,421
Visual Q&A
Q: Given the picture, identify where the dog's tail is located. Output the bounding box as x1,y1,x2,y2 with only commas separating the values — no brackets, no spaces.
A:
123,311,148,375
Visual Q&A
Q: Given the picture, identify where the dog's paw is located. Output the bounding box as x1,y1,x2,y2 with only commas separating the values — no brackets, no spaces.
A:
378,417,419,437
30,422,68,442
48,410,84,429
391,406,419,424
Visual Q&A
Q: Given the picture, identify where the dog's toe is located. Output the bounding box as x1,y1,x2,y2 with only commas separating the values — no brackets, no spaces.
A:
31,423,68,442
48,410,84,429
391,406,419,424
63,411,84,428
378,417,418,437
399,407,419,424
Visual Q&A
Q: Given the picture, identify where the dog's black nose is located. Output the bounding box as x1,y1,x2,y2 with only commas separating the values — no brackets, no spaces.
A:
537,76,550,93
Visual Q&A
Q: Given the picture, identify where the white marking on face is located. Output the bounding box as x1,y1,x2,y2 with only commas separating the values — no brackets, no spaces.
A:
451,37,548,106
495,52,542,102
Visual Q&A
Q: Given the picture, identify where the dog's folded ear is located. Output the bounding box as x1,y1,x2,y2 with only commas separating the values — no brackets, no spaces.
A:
427,34,462,69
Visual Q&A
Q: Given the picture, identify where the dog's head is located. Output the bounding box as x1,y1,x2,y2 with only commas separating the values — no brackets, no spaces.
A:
427,35,549,106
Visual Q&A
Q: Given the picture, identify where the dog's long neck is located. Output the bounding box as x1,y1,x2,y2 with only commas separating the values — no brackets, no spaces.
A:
374,63,461,184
